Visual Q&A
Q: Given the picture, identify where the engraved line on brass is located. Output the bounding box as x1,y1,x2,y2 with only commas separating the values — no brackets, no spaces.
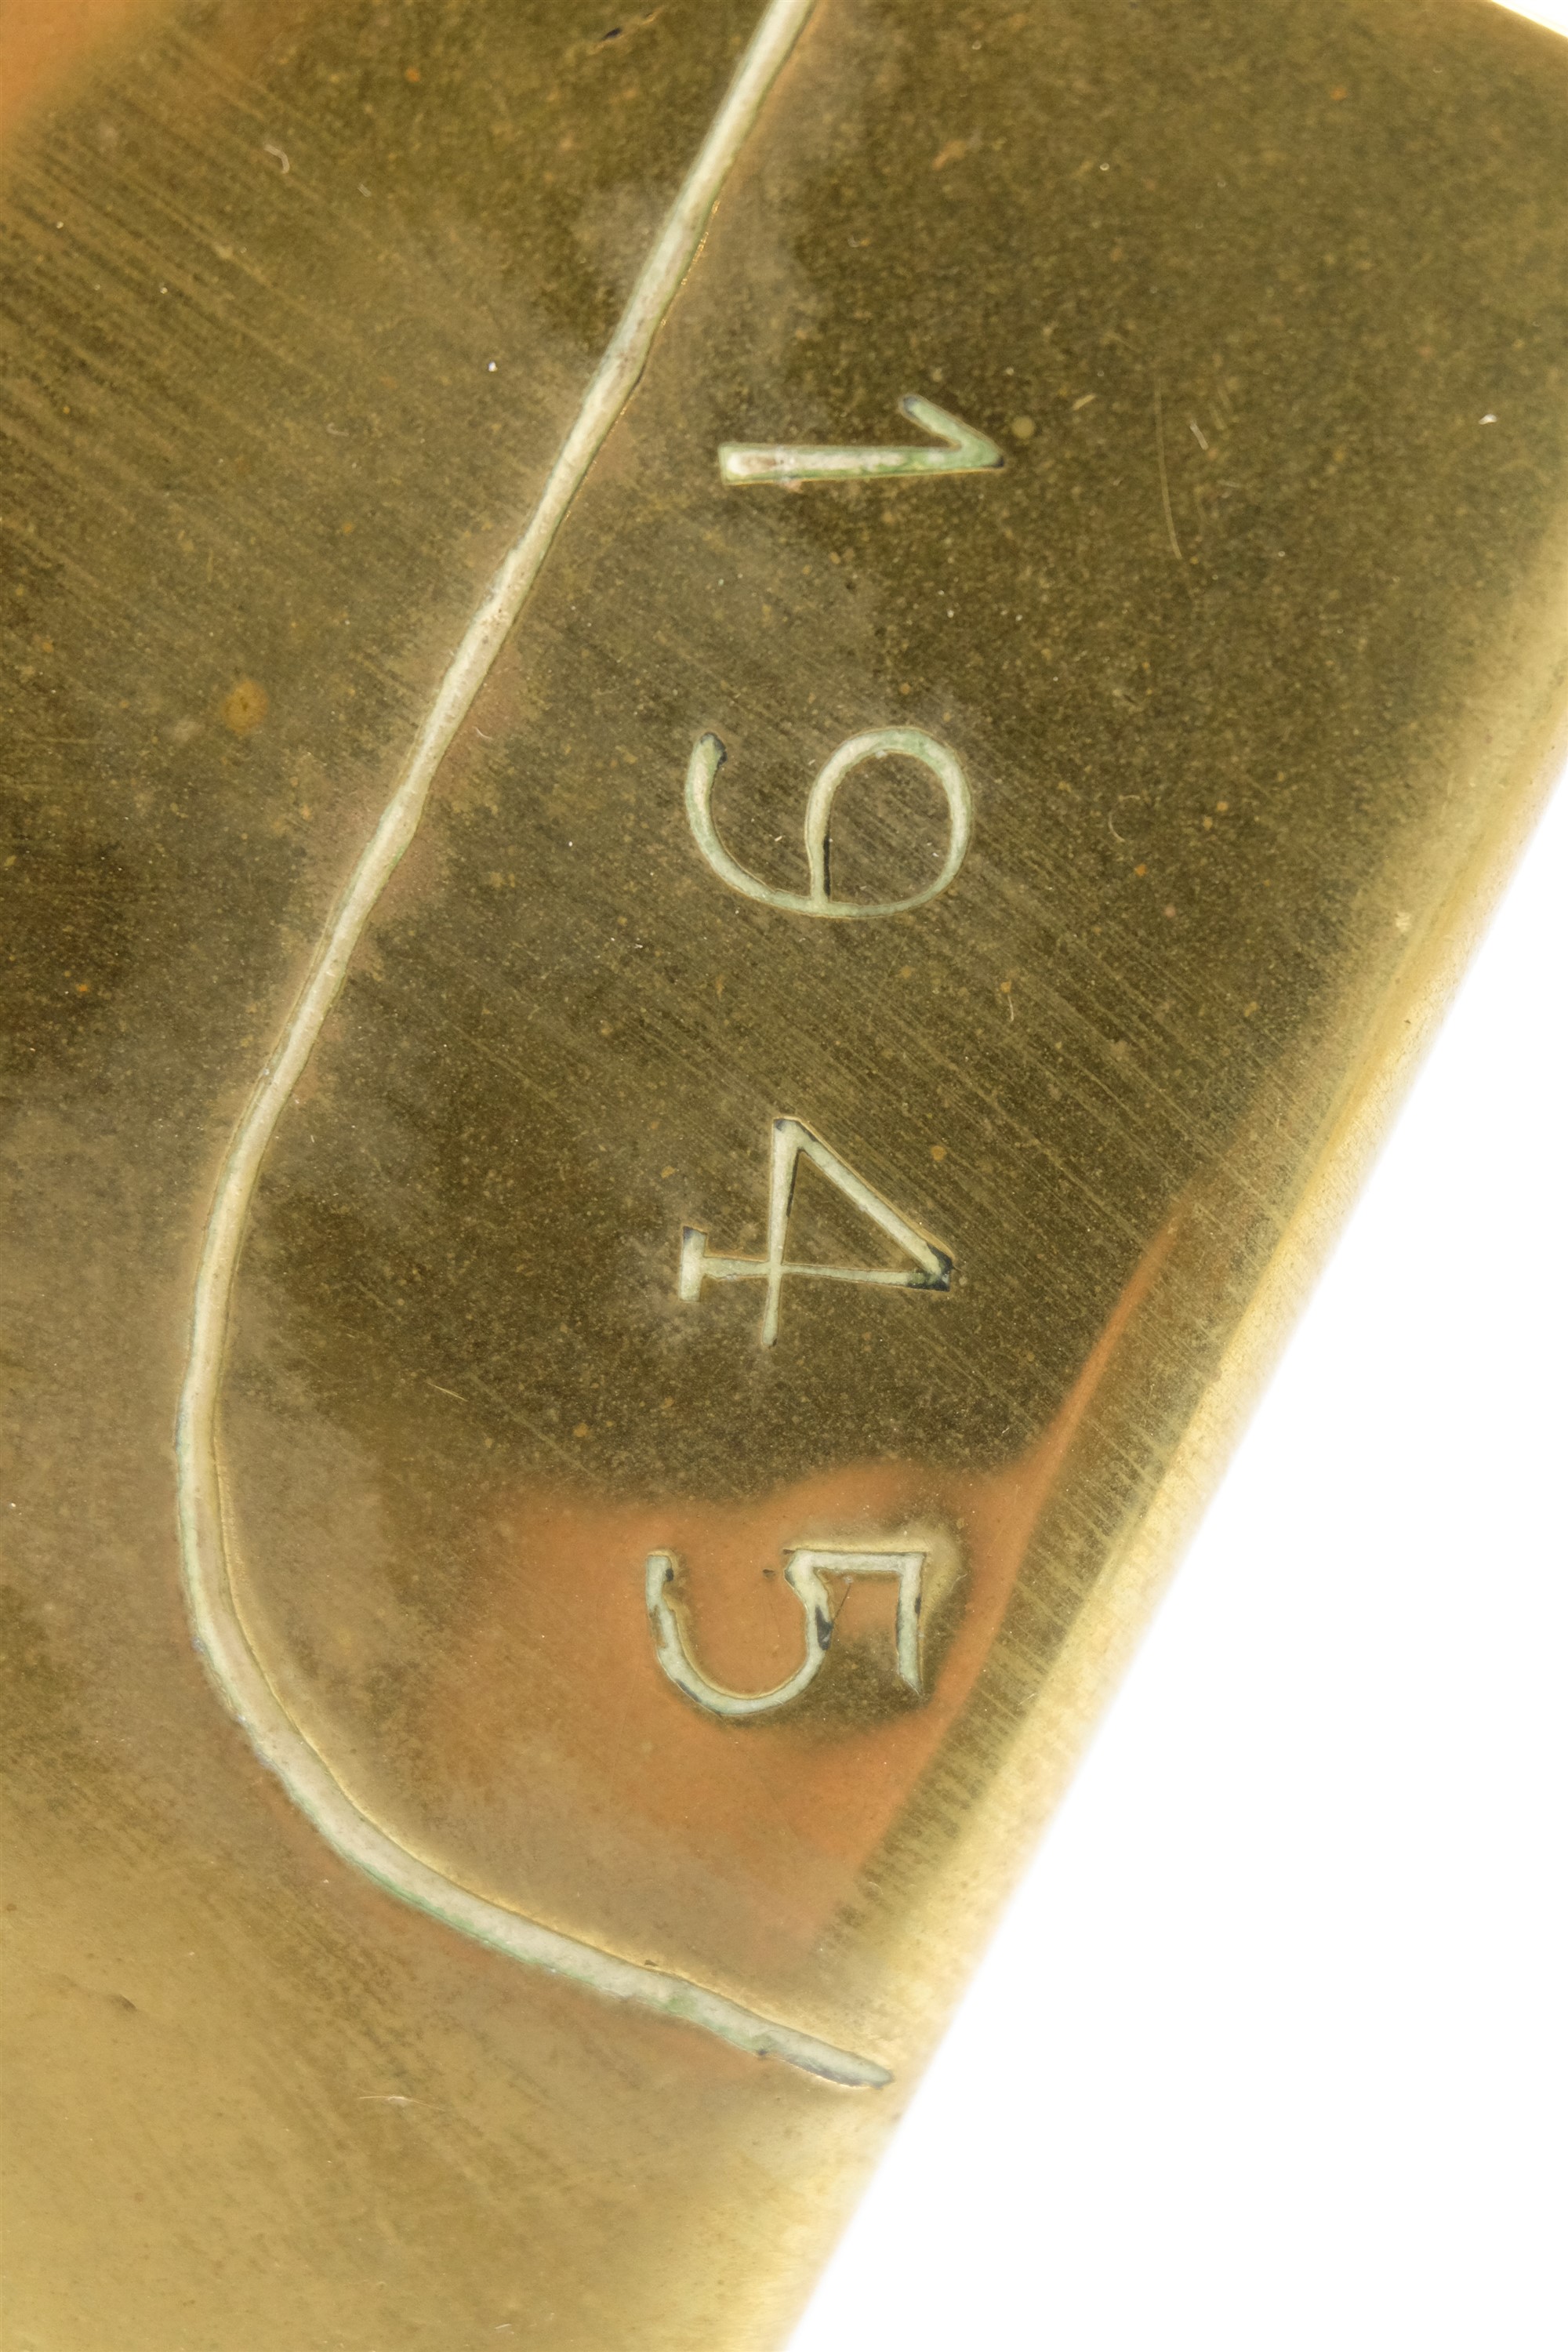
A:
648,1548,928,1718
680,1116,953,1346
172,0,894,2093
686,726,973,917
718,392,1004,485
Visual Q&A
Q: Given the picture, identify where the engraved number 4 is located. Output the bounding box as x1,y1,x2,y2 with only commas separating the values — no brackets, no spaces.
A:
679,1116,953,1347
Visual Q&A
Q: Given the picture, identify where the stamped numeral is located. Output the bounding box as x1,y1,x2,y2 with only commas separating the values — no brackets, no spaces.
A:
679,1115,952,1347
646,1546,928,1719
718,394,1004,488
685,726,972,920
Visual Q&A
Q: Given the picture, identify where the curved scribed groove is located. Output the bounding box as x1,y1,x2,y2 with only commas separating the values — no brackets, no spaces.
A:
172,0,891,2094
685,725,973,917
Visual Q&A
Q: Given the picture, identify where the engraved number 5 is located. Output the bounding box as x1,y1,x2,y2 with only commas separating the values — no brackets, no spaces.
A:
646,1547,928,1719
684,726,972,919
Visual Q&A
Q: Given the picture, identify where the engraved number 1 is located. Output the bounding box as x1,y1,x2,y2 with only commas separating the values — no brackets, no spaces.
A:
679,1116,953,1347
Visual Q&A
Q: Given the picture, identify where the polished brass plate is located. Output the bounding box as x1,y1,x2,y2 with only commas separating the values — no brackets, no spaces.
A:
4,0,1566,2343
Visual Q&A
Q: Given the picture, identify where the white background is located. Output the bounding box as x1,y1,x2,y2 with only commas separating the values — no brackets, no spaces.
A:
790,9,1568,2339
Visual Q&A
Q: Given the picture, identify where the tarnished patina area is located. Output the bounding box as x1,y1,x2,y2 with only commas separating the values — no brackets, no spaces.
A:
4,1,1566,2344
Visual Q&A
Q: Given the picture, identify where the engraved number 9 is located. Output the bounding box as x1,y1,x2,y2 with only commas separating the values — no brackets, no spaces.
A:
684,726,972,920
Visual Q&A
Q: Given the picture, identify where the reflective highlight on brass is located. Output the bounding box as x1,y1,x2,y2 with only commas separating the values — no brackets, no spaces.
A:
4,0,1566,2343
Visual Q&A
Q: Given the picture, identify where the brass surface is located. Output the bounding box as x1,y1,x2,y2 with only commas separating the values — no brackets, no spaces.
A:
3,0,1566,2343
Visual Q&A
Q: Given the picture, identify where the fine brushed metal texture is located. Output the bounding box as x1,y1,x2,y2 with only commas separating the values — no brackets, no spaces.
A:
167,0,900,2096
2,1,1566,2347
